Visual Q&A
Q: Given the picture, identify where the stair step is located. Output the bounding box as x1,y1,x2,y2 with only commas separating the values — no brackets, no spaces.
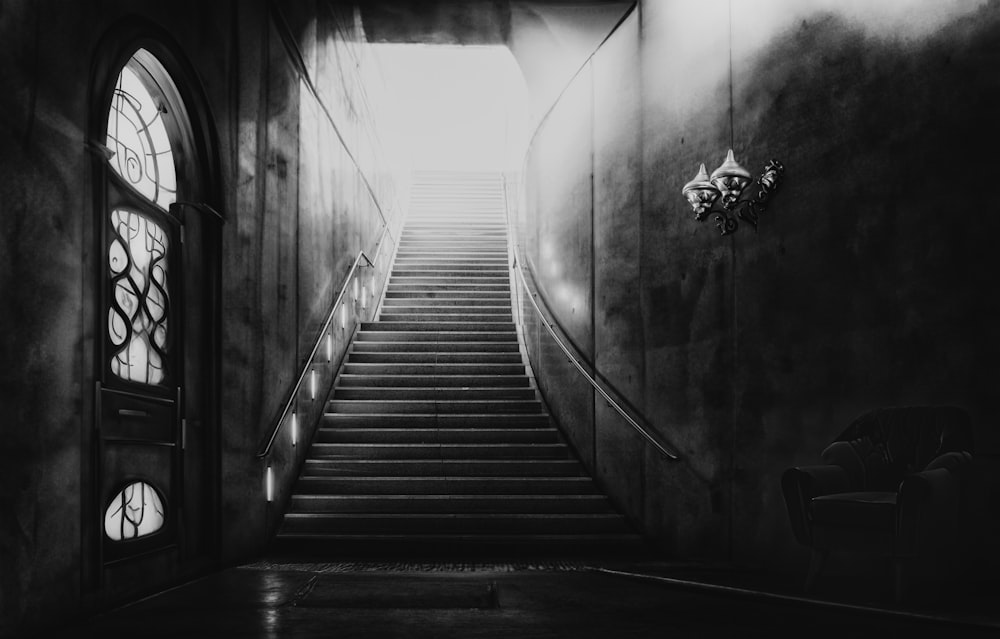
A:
381,297,511,307
394,254,507,261
407,212,506,217
384,291,510,300
390,267,509,275
404,221,506,226
295,475,595,494
397,241,508,247
404,207,503,211
328,399,543,414
385,271,512,280
280,513,630,534
408,208,507,212
360,321,514,332
355,331,517,343
378,303,512,311
332,387,536,400
377,313,513,323
348,352,521,364
388,277,510,285
306,442,569,460
287,494,611,514
342,362,524,375
301,456,582,476
399,235,507,241
394,256,507,263
337,374,529,387
397,237,507,242
301,459,581,477
391,263,508,272
314,427,559,444
396,245,508,252
393,256,505,263
388,285,510,294
322,413,551,428
350,341,520,352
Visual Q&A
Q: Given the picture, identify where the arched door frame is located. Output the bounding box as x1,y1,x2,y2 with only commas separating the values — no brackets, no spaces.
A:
84,19,223,592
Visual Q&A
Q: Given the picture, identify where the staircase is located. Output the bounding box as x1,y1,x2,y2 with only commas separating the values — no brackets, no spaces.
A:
275,171,641,557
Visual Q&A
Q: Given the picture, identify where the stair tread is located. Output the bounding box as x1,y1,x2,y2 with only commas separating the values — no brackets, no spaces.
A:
274,533,642,541
298,478,588,483
292,493,600,499
283,513,623,519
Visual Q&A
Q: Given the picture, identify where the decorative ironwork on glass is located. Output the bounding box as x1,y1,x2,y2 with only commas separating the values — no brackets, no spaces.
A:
108,208,170,385
106,54,177,210
104,481,166,541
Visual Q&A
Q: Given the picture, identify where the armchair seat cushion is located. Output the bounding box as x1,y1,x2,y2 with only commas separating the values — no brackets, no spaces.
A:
811,491,898,531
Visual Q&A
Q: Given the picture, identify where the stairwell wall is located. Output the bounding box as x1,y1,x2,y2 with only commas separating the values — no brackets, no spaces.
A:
515,0,1000,574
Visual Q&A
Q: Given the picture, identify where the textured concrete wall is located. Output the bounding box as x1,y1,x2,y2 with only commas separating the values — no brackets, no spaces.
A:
0,0,402,634
519,0,1000,571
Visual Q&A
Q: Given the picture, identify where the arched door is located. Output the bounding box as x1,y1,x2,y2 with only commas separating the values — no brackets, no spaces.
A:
92,46,219,576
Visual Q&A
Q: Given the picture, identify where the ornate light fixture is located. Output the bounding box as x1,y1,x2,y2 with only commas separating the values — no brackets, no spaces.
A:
682,150,785,236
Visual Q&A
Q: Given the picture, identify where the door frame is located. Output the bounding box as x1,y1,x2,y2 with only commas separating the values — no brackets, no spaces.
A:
83,20,223,596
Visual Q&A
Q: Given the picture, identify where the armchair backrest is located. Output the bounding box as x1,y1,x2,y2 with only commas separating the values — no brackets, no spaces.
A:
820,406,973,491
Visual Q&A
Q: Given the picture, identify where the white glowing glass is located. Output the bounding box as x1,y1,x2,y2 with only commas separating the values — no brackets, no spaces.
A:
341,305,347,329
291,413,298,446
266,466,274,502
108,208,169,385
326,334,333,362
106,55,178,210
104,481,166,541
310,370,316,400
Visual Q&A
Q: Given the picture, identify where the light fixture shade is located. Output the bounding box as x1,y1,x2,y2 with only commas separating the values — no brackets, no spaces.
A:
682,163,721,220
710,149,751,208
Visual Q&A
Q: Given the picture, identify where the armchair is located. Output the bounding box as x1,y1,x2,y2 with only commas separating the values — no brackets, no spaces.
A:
781,406,975,600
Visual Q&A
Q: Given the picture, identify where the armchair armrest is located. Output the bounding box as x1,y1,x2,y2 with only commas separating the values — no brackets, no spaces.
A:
896,462,965,556
782,465,852,546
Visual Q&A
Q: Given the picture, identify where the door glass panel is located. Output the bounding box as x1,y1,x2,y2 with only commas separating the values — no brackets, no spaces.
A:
108,208,170,385
104,481,166,541
106,57,177,210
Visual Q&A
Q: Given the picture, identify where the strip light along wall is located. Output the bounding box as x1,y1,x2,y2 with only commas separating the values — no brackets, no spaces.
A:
291,412,298,446
266,466,274,502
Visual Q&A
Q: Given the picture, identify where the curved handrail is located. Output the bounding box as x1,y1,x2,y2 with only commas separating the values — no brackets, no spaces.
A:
256,224,391,459
504,2,678,462
511,257,679,461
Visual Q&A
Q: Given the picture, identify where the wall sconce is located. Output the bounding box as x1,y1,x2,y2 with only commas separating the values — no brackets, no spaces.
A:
682,149,785,236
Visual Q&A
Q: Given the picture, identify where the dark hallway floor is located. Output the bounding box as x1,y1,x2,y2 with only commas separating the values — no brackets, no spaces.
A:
33,558,1000,638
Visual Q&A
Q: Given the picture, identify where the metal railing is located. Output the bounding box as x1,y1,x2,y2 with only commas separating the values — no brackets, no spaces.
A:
256,223,391,460
502,177,679,461
510,258,679,461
